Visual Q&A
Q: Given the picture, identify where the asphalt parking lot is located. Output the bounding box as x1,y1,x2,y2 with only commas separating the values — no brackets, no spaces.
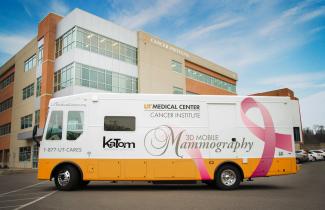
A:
0,161,324,210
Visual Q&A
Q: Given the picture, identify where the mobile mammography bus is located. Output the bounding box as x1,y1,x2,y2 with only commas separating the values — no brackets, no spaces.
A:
37,93,301,190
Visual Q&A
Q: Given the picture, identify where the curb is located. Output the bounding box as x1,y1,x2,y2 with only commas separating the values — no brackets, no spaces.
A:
0,168,37,175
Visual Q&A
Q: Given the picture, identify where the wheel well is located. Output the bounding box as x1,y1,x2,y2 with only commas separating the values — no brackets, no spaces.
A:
215,162,244,181
50,162,83,181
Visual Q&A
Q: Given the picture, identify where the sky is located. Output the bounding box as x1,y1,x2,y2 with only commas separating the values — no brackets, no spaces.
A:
0,0,324,128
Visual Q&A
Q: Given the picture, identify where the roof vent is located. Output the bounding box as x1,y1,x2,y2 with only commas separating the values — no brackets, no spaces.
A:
92,95,99,102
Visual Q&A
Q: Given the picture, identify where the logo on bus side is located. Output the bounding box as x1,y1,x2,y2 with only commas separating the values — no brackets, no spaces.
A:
144,103,200,110
144,125,254,158
103,137,135,149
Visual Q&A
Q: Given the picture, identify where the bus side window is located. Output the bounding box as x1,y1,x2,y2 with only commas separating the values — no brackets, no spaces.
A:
293,127,301,142
104,116,135,131
67,111,84,140
46,111,63,140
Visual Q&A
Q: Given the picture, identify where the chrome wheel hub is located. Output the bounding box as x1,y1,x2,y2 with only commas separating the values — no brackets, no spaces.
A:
58,170,70,186
221,169,236,186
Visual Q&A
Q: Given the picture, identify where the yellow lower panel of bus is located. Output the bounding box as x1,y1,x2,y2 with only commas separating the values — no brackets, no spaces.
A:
38,157,298,181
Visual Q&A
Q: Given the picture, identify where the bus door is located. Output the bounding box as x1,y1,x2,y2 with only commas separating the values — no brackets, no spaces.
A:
207,103,238,160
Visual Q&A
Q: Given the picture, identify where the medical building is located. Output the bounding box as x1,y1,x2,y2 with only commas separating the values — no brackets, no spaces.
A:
0,8,238,168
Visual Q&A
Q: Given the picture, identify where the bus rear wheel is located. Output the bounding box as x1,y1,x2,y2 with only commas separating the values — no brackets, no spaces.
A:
215,164,241,190
54,165,80,191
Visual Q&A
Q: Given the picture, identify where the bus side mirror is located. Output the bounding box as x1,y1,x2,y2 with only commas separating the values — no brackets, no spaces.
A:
32,125,40,147
33,125,37,137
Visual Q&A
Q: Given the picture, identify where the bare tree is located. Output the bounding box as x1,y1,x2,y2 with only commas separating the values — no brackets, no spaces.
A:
303,127,314,135
303,125,325,144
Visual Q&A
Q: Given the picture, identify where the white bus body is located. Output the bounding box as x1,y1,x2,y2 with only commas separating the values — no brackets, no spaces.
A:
38,93,301,190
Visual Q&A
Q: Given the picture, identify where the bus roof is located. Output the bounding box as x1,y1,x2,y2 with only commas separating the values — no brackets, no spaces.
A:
48,93,292,107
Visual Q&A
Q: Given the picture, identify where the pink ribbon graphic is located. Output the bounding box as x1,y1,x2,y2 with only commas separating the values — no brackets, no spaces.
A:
187,149,211,180
241,97,292,178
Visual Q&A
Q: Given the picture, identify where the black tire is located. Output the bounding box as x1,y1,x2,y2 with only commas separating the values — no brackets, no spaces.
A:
215,164,241,190
203,180,215,187
54,165,80,191
80,180,90,188
296,158,300,164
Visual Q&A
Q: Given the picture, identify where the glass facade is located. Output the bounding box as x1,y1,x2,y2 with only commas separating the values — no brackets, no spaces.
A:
0,73,14,90
54,64,74,92
54,63,137,93
21,114,33,129
22,83,34,100
55,27,137,65
75,63,137,93
0,97,12,113
171,60,182,73
55,28,75,57
185,67,236,93
24,54,36,72
173,86,184,94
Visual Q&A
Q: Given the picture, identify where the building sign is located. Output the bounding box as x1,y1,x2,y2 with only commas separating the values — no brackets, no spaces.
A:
150,38,190,58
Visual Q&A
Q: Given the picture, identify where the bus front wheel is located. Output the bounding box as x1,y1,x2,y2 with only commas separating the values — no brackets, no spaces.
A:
54,165,80,191
215,164,241,190
80,180,90,188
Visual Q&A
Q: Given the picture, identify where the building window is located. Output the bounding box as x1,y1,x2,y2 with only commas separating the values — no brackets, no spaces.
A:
35,110,40,127
36,77,41,97
53,62,137,93
19,146,31,162
0,73,14,90
171,60,182,73
76,27,137,65
112,41,119,59
32,145,39,168
173,86,183,94
120,42,137,64
67,111,84,140
0,123,11,136
24,54,36,72
185,67,236,93
55,28,76,57
21,114,33,129
22,83,34,100
104,116,136,131
75,63,137,93
46,111,63,140
0,97,13,113
54,64,74,92
38,45,43,66
56,27,137,65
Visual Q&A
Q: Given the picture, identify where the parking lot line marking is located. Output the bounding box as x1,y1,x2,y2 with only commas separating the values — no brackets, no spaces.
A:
13,190,57,210
0,205,21,209
0,192,53,198
0,182,46,197
0,197,40,203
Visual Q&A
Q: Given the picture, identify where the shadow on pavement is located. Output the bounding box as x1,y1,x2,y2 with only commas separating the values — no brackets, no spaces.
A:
237,184,293,191
74,183,291,192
